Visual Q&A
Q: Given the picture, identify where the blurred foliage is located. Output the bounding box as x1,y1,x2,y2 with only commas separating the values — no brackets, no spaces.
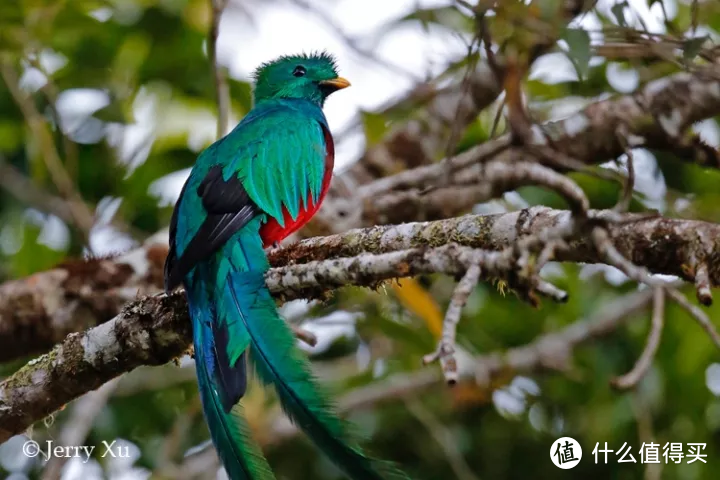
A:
1,0,720,479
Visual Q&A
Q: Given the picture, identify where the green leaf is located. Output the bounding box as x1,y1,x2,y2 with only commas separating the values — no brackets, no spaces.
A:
611,1,628,27
682,35,709,60
538,0,563,22
0,120,23,150
562,28,592,81
92,99,133,124
360,110,389,147
393,6,472,33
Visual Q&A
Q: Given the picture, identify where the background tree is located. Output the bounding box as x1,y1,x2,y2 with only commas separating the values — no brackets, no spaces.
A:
0,0,719,479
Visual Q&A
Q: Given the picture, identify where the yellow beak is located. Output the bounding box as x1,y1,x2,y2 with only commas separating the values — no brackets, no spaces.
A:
319,77,351,90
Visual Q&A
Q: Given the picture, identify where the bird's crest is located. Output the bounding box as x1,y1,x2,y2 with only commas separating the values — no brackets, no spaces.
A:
251,51,346,105
252,51,338,81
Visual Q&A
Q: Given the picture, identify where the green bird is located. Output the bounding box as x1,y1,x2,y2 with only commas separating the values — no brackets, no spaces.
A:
164,52,408,480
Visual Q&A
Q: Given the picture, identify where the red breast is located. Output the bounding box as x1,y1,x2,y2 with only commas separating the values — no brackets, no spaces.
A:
259,124,335,246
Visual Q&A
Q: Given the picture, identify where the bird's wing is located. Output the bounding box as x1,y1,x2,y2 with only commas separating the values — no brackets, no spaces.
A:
164,104,328,289
224,106,327,224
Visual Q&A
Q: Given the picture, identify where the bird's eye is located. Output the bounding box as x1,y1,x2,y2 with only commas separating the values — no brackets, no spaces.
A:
293,65,307,77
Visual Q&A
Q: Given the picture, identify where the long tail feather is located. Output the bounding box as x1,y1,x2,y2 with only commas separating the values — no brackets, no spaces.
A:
223,233,408,480
188,286,275,480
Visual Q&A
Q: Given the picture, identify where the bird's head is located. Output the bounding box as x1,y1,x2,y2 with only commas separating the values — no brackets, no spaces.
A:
252,51,350,106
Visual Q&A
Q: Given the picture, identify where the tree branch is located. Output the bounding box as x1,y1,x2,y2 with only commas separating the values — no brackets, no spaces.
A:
611,287,665,390
0,157,81,227
0,292,191,443
1,207,718,363
208,0,230,139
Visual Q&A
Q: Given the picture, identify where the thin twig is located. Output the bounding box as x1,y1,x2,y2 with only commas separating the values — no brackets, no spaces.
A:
691,0,699,37
291,325,318,347
156,397,203,473
405,399,481,480
40,378,120,480
593,227,720,350
631,392,663,480
503,52,533,145
489,97,506,138
26,55,80,181
535,279,570,303
423,263,481,384
694,262,713,306
209,0,230,139
441,30,482,185
666,288,720,350
486,161,590,216
480,11,500,78
612,287,665,389
614,126,636,213
0,156,79,227
592,227,655,285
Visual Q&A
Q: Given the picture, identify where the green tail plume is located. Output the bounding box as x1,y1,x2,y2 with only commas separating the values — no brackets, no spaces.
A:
220,230,409,480
188,287,275,480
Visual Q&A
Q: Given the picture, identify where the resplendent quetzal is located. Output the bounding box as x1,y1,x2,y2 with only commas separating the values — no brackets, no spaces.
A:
164,52,408,480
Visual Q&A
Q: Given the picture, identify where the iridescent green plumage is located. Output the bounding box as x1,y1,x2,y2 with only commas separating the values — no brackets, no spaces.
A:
165,53,408,479
188,278,274,480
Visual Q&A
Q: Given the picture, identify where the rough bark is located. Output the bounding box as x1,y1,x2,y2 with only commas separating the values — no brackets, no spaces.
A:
277,208,720,286
1,207,718,363
0,292,191,443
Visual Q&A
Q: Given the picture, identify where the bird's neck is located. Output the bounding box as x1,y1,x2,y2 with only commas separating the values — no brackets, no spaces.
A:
254,95,324,109
252,98,328,124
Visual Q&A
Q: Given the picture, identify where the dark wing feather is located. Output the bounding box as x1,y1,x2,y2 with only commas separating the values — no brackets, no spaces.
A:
164,179,189,291
164,165,260,291
214,332,248,411
164,165,260,405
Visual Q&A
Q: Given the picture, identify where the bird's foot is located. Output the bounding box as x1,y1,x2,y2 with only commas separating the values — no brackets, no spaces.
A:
265,241,282,254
